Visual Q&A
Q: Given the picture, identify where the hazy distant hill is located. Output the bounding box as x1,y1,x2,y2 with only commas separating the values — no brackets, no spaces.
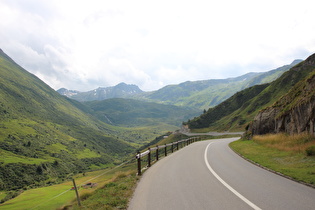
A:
185,54,314,132
59,60,301,110
58,82,143,101
0,49,133,191
141,60,301,109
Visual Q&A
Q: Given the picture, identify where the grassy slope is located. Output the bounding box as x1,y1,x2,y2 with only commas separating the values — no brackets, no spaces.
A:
84,98,200,127
141,61,299,110
143,73,261,110
0,163,136,210
187,55,314,132
186,84,269,130
0,49,135,191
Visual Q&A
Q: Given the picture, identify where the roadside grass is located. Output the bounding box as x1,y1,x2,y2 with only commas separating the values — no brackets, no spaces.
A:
0,183,75,210
253,133,315,153
230,133,315,185
70,169,138,210
0,161,137,210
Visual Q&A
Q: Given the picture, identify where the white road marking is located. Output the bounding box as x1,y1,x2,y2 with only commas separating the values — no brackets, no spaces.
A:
204,142,262,210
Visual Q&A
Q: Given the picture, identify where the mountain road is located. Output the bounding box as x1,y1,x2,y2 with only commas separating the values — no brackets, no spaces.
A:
128,138,315,210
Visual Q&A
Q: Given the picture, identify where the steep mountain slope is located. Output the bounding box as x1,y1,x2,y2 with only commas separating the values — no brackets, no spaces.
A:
184,84,269,129
248,54,315,136
185,54,314,132
0,49,133,190
84,98,200,127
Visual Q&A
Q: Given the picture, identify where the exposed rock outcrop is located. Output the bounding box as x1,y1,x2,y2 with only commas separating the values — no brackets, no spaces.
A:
249,97,315,136
247,54,315,136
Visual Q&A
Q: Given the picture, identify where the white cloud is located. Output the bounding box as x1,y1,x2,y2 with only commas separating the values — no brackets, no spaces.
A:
1,0,315,91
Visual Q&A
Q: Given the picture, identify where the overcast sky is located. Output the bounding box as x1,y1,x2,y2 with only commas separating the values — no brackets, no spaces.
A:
1,0,315,91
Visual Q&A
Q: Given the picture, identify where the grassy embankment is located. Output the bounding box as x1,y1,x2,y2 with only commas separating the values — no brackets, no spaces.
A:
0,160,138,210
230,133,315,186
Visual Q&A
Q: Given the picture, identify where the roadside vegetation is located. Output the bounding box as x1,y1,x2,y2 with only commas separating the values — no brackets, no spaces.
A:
0,160,138,210
70,169,138,210
230,133,315,186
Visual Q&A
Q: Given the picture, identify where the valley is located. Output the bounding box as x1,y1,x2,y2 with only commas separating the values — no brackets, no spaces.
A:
1,48,315,209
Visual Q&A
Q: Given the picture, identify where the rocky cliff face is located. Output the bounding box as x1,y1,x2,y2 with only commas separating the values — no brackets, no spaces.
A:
247,54,315,136
249,96,315,136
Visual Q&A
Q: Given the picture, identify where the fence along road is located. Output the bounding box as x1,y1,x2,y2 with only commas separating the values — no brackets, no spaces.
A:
128,138,315,210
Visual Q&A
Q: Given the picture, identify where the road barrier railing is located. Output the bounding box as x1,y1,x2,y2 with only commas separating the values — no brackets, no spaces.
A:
136,137,200,175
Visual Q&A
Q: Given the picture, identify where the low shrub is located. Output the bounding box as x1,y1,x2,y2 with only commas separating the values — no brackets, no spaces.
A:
306,145,315,156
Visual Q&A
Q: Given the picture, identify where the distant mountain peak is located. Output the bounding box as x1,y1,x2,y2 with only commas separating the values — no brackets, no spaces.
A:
57,59,304,107
57,88,80,97
58,83,144,101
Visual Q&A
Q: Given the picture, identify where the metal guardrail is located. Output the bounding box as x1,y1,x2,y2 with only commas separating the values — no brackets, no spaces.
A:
136,137,200,175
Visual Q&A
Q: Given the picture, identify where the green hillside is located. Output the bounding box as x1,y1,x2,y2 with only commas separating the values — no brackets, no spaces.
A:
246,54,315,136
185,54,314,132
139,60,301,110
84,98,200,127
0,49,134,191
59,60,300,110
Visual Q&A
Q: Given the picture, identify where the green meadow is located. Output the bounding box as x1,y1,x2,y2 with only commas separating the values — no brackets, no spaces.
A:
0,161,136,209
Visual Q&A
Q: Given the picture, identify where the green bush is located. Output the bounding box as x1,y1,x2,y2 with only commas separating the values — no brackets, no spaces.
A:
306,145,315,156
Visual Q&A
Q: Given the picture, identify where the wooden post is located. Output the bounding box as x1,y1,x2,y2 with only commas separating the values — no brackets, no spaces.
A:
137,151,141,175
148,148,151,167
165,144,167,156
171,143,174,153
156,145,159,161
72,178,81,206
176,142,179,150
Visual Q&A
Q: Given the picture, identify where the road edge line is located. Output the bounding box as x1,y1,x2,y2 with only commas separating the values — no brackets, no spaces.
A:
204,142,262,210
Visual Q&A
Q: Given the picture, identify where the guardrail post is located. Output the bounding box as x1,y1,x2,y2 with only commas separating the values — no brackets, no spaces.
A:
171,143,174,153
156,145,159,161
165,144,167,156
147,148,151,167
176,142,179,150
137,151,141,175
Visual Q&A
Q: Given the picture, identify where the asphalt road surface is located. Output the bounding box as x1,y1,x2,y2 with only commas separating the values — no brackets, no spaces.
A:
128,138,315,210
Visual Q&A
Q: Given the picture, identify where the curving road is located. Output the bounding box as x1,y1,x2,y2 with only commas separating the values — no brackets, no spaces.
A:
128,138,315,210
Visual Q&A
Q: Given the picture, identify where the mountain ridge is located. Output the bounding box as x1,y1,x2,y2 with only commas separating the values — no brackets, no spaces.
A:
185,54,314,132
58,59,302,109
247,54,315,136
58,82,143,101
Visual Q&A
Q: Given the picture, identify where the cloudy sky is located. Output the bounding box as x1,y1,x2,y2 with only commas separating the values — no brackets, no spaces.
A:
1,0,315,91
